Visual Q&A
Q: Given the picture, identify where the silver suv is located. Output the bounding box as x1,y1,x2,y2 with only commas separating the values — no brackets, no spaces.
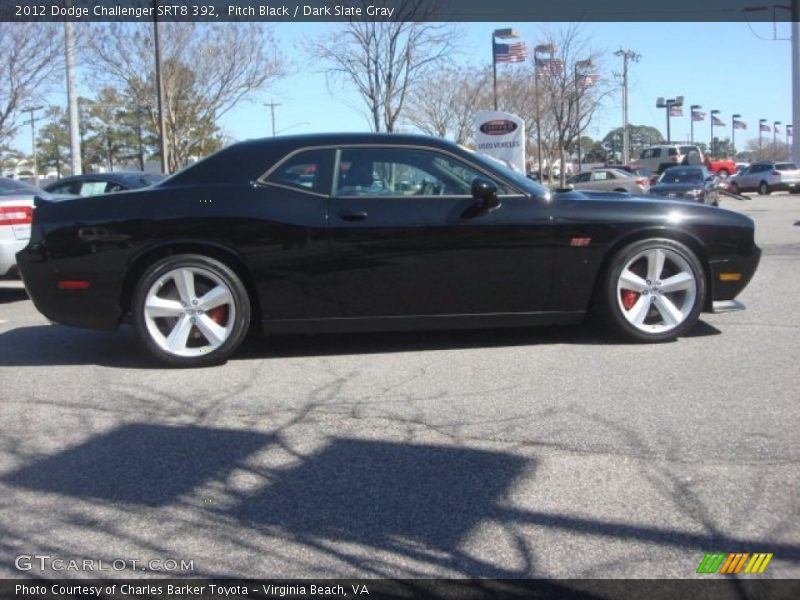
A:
729,162,800,195
633,145,703,174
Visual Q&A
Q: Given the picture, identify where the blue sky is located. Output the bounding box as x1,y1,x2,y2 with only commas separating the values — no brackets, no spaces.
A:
16,21,795,153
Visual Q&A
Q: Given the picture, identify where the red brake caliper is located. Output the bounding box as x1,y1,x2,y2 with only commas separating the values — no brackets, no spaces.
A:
209,306,228,325
621,289,639,310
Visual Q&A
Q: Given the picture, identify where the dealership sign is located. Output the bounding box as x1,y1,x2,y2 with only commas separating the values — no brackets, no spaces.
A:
474,110,526,172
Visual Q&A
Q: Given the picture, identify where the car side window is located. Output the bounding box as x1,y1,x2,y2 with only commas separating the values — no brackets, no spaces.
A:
334,147,506,197
265,149,331,194
79,181,109,196
574,173,591,183
653,149,661,158
593,171,609,181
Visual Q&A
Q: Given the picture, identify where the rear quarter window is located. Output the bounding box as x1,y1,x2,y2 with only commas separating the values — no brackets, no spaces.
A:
776,163,797,171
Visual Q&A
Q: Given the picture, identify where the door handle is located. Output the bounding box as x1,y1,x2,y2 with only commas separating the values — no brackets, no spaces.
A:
338,210,368,221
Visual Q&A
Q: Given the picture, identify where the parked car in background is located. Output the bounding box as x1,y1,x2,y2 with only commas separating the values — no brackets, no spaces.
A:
566,168,649,193
650,166,720,206
619,164,657,186
17,133,760,367
704,156,737,179
0,178,70,277
632,144,703,174
43,171,164,196
728,162,800,195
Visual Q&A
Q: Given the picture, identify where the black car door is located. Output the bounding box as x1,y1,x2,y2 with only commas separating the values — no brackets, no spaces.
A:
327,146,554,317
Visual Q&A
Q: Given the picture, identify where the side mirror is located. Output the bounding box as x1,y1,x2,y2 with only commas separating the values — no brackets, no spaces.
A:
471,177,499,208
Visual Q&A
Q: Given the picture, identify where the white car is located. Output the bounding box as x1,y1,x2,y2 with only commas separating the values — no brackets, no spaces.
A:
0,178,71,277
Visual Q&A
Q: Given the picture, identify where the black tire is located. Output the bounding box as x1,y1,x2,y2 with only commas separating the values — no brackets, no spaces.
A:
758,181,770,195
132,254,251,367
599,238,706,343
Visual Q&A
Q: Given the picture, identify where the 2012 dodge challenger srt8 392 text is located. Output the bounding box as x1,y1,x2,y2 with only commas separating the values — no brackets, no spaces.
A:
16,133,760,367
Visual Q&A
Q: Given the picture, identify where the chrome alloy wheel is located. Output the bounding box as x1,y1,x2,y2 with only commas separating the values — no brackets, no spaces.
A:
143,266,236,357
616,247,697,334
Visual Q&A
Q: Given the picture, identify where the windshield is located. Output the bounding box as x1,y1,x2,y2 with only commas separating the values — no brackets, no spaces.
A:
465,150,550,198
659,169,703,184
0,177,42,195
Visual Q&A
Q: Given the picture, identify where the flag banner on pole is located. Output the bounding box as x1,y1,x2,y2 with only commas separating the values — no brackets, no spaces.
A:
691,110,706,121
712,115,726,126
535,57,564,77
774,124,781,134
669,105,683,117
577,73,596,88
788,125,793,137
733,119,747,130
760,122,771,132
494,41,528,63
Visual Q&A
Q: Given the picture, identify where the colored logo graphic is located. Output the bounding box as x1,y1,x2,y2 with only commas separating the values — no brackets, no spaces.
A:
697,553,773,574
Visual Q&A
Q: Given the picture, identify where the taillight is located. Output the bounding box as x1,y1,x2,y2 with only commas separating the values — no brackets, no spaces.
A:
635,177,648,186
772,170,781,176
671,156,678,162
0,206,33,226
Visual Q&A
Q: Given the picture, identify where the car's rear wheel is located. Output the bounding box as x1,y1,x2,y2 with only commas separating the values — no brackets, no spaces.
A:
758,181,770,195
601,239,706,342
132,254,251,367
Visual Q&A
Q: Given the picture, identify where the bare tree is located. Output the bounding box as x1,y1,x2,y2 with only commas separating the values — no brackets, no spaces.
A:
744,138,791,162
405,65,491,144
534,25,612,186
309,2,458,132
0,23,64,145
85,22,285,171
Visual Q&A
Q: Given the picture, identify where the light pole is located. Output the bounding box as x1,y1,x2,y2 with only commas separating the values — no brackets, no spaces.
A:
614,49,640,165
710,110,720,157
656,96,683,144
574,58,593,171
690,105,702,144
534,43,556,180
22,105,45,186
759,118,768,153
265,101,282,136
492,28,521,111
153,0,169,174
732,114,742,155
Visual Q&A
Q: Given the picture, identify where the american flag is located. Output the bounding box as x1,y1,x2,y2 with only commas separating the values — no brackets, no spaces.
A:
669,105,683,117
691,110,706,122
788,125,793,137
712,115,726,127
774,124,781,134
535,57,564,77
733,119,747,130
493,41,528,63
760,122,771,132
577,73,596,89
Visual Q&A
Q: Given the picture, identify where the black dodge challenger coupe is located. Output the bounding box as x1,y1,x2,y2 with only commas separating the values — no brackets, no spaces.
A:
17,133,760,367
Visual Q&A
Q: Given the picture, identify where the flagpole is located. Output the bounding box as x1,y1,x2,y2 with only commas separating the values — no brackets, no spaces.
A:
492,32,498,111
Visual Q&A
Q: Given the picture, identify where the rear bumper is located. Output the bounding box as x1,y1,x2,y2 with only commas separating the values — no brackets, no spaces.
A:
16,244,123,331
0,238,27,277
771,180,800,192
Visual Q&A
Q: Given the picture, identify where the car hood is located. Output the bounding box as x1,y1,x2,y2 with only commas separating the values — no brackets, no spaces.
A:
651,183,703,194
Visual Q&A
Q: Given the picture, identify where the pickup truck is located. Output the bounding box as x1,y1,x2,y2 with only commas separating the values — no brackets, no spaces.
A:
704,157,736,178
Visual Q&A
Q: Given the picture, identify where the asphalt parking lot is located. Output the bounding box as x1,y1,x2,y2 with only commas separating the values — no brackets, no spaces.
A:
0,193,797,579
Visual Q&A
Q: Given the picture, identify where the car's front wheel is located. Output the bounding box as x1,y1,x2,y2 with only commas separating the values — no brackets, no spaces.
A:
132,254,251,367
601,239,706,342
758,181,770,195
